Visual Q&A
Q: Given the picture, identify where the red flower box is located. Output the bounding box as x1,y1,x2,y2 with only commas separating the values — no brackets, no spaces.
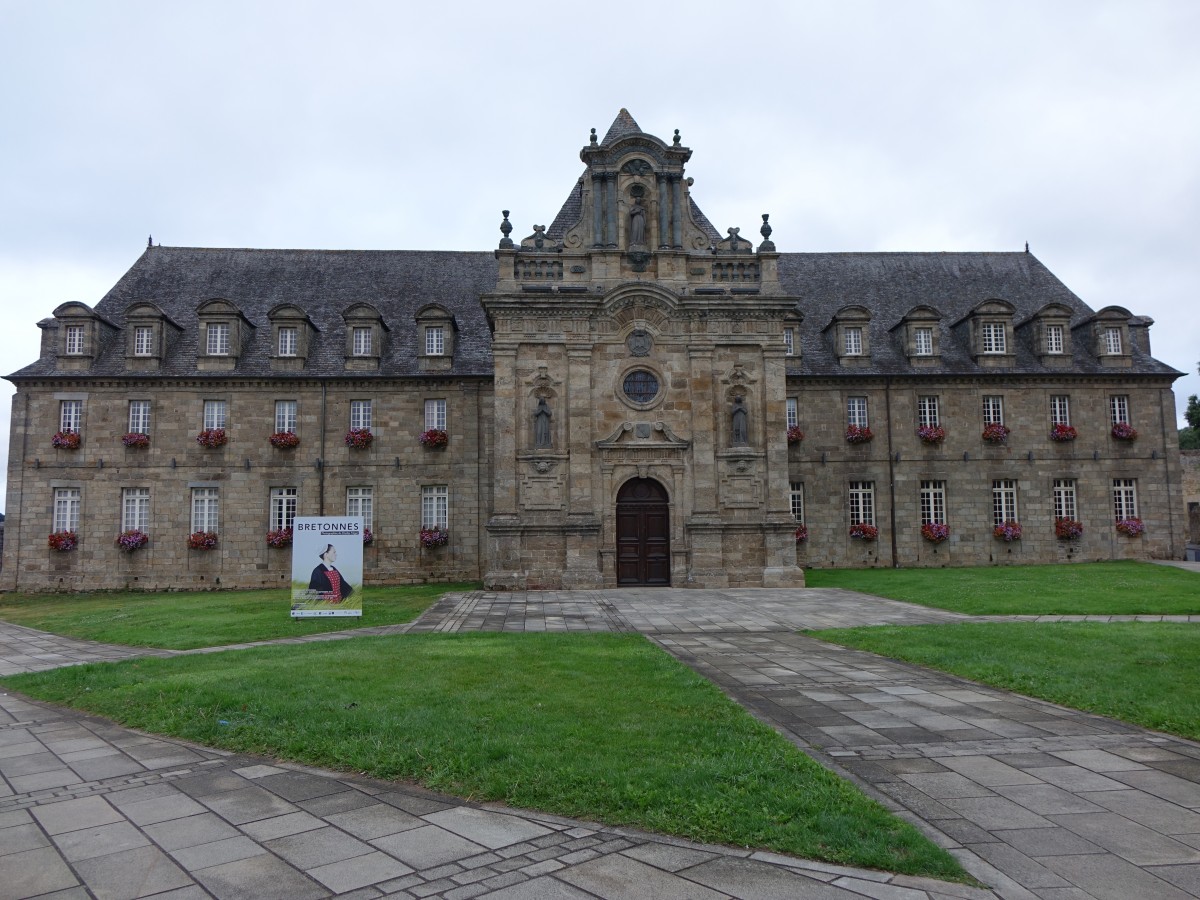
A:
917,425,946,444
116,529,149,551
845,425,873,444
420,527,448,547
787,426,805,444
419,428,449,449
266,527,293,548
1111,423,1138,441
849,523,878,540
52,430,81,450
345,428,373,449
1055,518,1084,540
363,527,374,546
921,523,950,543
48,531,77,551
794,524,808,543
993,521,1022,542
1049,423,1077,442
196,428,227,448
122,432,150,448
1116,518,1145,537
269,431,300,449
982,423,1010,443
188,531,219,550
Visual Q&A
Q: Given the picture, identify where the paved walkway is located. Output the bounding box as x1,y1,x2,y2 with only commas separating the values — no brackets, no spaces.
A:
1,584,1197,898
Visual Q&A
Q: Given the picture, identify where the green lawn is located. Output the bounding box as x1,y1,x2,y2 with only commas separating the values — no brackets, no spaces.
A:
806,561,1200,615
812,622,1200,741
0,583,476,649
2,633,965,880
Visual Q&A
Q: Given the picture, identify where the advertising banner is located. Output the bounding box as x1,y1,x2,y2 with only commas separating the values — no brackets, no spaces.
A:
290,516,364,618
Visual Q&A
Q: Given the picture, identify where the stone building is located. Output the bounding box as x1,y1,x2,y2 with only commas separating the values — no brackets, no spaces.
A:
1,111,1188,592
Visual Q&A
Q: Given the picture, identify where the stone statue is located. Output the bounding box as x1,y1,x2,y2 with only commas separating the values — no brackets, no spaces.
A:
731,396,748,445
534,397,553,448
629,196,647,247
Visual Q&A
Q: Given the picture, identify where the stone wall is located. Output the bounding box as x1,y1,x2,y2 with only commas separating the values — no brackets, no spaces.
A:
1182,449,1200,544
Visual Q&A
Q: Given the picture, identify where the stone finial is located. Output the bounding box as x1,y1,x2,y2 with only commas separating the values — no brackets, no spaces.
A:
727,227,740,239
499,211,514,249
533,224,546,249
673,129,681,147
590,128,598,146
147,235,153,248
758,214,776,252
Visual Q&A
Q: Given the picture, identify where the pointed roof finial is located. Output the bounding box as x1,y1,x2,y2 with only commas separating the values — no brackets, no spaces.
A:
498,211,514,249
1025,241,1030,253
148,235,153,248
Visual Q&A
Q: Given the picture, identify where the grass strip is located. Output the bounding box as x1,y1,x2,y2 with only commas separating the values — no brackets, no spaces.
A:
811,622,1200,740
0,583,476,649
3,632,965,879
806,561,1200,615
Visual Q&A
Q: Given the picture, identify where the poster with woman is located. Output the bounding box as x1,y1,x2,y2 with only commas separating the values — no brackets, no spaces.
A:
290,516,364,617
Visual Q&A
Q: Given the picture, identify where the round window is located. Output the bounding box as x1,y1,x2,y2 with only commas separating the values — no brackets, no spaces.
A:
622,369,660,404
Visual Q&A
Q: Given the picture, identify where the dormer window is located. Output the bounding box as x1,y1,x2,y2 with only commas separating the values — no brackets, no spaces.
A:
1078,306,1133,367
1046,324,1064,354
844,327,863,356
342,303,385,370
197,300,248,369
352,326,373,357
981,322,1006,354
267,304,314,370
893,306,942,364
825,306,872,367
134,326,154,356
65,325,85,355
206,323,230,355
426,326,445,356
913,327,933,356
277,326,297,357
122,301,177,370
956,300,1015,366
415,304,455,371
50,301,115,372
1103,327,1122,355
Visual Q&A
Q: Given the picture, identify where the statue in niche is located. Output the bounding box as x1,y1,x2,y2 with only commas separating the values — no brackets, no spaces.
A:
533,397,553,449
731,396,749,446
628,195,647,247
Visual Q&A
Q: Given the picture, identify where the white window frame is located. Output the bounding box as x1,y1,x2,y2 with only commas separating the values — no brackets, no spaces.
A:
347,486,374,530
848,481,875,526
203,400,227,430
1103,327,1123,355
270,487,298,531
982,395,1004,426
789,482,805,522
350,399,372,431
134,326,154,356
783,327,795,356
65,324,85,355
981,322,1007,354
1109,395,1130,425
53,487,80,533
913,326,934,357
122,487,150,532
425,325,445,356
128,400,151,435
424,398,447,430
275,400,297,434
1113,479,1138,521
844,326,863,356
60,399,82,433
1046,324,1064,355
992,479,1019,525
920,480,946,525
206,322,230,356
917,396,940,428
847,396,869,429
421,485,449,530
786,398,799,429
277,326,298,357
1053,479,1078,520
352,326,372,357
1051,395,1071,426
191,487,219,533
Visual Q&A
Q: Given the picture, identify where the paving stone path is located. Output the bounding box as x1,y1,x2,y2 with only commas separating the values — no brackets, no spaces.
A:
1,583,1198,898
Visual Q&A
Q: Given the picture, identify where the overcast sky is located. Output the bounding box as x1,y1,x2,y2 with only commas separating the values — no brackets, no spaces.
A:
2,0,1198,515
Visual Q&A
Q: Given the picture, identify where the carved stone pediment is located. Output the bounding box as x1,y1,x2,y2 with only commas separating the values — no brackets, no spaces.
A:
595,421,691,449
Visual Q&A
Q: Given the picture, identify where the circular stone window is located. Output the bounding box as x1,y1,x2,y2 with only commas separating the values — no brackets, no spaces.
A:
622,369,660,405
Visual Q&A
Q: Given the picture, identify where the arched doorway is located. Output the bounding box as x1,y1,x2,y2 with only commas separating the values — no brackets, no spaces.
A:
616,478,670,585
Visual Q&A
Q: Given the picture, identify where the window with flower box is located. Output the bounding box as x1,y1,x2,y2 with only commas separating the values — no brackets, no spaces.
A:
848,481,875,526
275,400,297,434
128,400,151,435
790,482,805,522
65,325,85,355
425,399,447,430
786,398,799,429
1112,479,1138,521
992,480,1018,526
1109,395,1130,425
350,399,372,431
982,395,1004,426
60,399,82,433
1053,479,1077,520
203,400,227,430
347,486,374,529
191,487,219,533
1046,324,1064,355
53,487,80,533
122,487,150,533
917,396,940,427
920,481,946,525
270,487,298,532
277,327,297,357
206,323,230,355
421,485,449,530
1051,395,1071,426
847,396,869,429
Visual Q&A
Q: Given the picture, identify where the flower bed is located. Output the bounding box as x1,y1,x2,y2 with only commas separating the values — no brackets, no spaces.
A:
1054,518,1084,540
786,425,805,445
921,522,950,543
419,428,449,449
345,428,373,449
269,431,300,449
982,423,1010,443
993,521,1022,542
188,530,219,550
845,424,873,444
363,527,374,546
794,524,808,543
1111,422,1138,441
849,523,878,541
48,531,77,552
196,428,227,448
266,527,293,548
122,432,150,449
1116,518,1145,537
917,424,945,445
116,529,149,552
1049,423,1077,442
52,430,81,450
420,527,449,548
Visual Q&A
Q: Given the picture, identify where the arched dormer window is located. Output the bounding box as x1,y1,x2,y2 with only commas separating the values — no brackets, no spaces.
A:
416,304,456,372
1076,306,1133,368
890,305,943,365
48,302,117,372
123,302,181,372
342,303,387,371
268,303,317,371
1017,303,1073,367
823,305,872,367
953,299,1016,367
197,299,252,371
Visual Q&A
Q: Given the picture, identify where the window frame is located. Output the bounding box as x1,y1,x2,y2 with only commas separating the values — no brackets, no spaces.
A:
134,326,155,357
1112,479,1138,521
1103,327,1123,355
203,399,227,430
277,326,298,357
60,399,83,433
128,400,151,435
848,481,875,526
981,321,1007,354
992,479,1019,525
191,487,220,533
917,395,940,428
425,325,445,356
53,487,80,533
351,326,373,357
847,396,869,429
424,398,447,430
347,486,374,530
919,480,946,526
1053,478,1078,520
350,399,373,431
122,487,150,533
982,395,1005,426
1109,395,1130,426
786,398,799,429
783,327,795,356
270,487,298,532
274,400,298,434
913,326,934,357
843,326,863,356
1051,395,1071,426
65,324,86,355
421,485,449,530
789,482,805,523
206,322,231,356
1045,323,1064,355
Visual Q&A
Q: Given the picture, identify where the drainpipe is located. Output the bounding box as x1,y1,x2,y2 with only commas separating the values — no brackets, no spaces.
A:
318,380,327,514
884,376,898,567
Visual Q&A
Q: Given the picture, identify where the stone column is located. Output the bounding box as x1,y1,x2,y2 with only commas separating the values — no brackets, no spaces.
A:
566,348,594,516
671,176,683,248
761,346,806,587
656,173,668,248
591,174,604,247
605,173,618,248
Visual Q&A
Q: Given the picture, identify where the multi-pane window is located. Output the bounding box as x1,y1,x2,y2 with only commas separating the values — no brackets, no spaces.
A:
347,486,374,529
992,479,1019,525
65,325,85,355
53,487,80,533
844,326,863,356
1109,395,1130,425
981,322,1007,354
122,487,150,532
421,485,449,530
60,399,82,433
1053,479,1078,520
847,396,869,428
783,327,795,356
1112,479,1138,521
270,487,298,531
1051,395,1071,426
848,482,875,526
275,400,297,434
1103,327,1123,355
786,398,799,428
350,400,372,430
920,481,947,525
277,327,297,357
917,396,940,427
134,326,154,356
352,326,372,356
425,399,447,430
203,400,227,430
914,326,934,356
206,323,230,355
128,400,151,435
982,395,1004,425
191,488,219,533
425,326,445,356
1046,324,1064,354
789,482,805,522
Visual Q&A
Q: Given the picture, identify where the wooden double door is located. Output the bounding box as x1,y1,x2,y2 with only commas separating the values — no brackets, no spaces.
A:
616,478,671,585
